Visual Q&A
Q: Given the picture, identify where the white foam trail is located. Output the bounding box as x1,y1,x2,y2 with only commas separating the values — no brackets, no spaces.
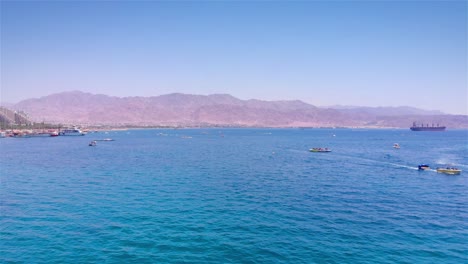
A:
331,153,420,171
294,149,459,172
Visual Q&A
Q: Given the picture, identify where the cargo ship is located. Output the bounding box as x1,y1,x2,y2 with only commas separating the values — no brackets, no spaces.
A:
410,122,446,131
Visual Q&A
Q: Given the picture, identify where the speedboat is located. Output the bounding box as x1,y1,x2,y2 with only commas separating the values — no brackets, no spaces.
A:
436,167,461,175
89,141,97,146
393,143,400,149
309,147,331,152
418,164,430,170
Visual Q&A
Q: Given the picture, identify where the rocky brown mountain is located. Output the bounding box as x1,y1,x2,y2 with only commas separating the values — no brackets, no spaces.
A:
13,91,468,128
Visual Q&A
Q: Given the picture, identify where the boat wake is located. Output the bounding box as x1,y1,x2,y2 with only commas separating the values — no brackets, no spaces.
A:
290,148,463,172
330,153,421,171
385,162,420,170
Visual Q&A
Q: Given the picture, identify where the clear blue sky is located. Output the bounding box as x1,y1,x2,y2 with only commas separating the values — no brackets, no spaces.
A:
1,0,467,114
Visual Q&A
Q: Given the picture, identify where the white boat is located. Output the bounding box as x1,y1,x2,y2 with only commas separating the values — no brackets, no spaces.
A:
393,143,400,149
436,167,461,175
309,147,331,152
60,128,85,136
0,132,6,138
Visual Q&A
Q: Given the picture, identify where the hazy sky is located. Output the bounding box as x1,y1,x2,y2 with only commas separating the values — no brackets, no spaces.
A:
1,0,467,114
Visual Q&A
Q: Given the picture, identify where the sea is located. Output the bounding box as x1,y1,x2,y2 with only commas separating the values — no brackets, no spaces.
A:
1,128,467,263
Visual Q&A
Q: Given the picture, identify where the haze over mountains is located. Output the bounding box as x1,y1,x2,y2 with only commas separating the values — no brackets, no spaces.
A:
11,91,468,128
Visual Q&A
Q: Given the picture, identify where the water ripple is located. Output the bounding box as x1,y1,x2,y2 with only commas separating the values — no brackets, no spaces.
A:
1,129,467,263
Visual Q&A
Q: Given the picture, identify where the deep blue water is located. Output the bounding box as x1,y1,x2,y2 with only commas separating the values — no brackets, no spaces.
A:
1,128,467,263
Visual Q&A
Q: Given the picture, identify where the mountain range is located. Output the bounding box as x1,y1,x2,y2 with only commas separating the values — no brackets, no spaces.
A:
10,91,468,128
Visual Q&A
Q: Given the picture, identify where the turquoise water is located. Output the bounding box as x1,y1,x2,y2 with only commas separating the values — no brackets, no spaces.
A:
1,129,467,263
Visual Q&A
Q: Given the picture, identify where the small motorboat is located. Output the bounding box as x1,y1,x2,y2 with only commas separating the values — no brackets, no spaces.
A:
418,164,430,170
436,167,461,175
309,147,331,152
89,140,97,146
393,143,400,149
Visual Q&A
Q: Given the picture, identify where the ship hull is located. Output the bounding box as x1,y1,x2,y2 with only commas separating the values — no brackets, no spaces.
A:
410,127,446,131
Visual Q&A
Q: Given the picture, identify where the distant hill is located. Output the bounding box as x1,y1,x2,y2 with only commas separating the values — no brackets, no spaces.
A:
12,91,468,128
327,105,445,116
